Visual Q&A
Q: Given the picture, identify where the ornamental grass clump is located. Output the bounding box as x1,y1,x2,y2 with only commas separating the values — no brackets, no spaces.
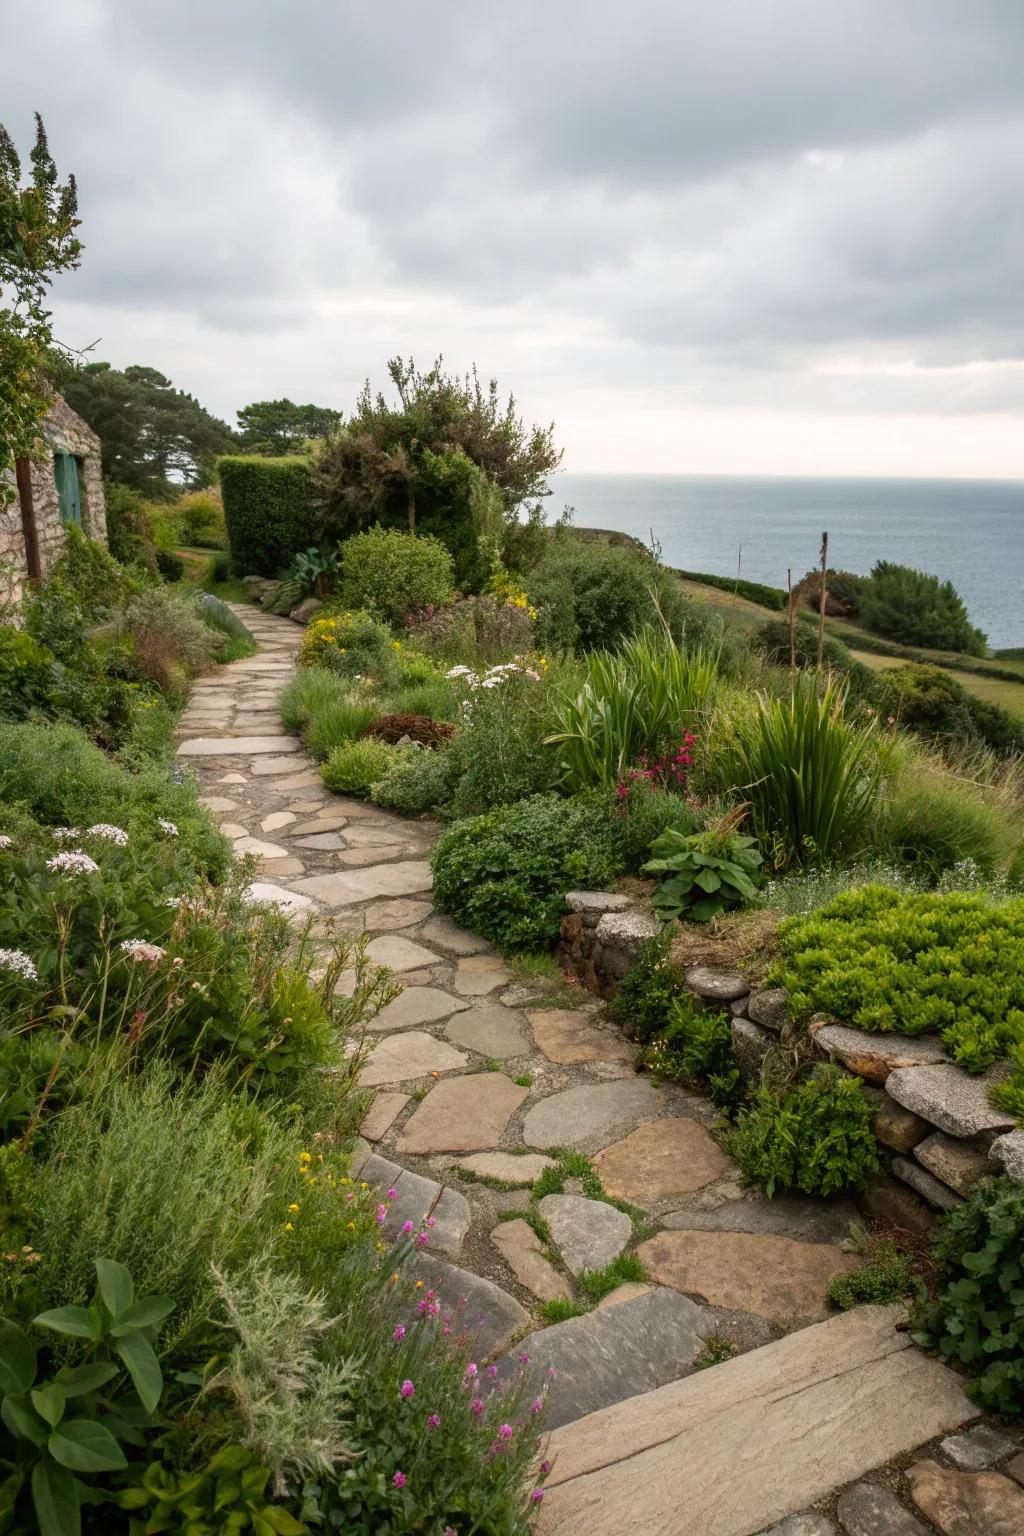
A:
546,631,718,790
718,674,880,870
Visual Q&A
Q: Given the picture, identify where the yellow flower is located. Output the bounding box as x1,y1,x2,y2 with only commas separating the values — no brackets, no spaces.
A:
346,1220,356,1230
287,1203,300,1213
414,1280,424,1289
299,1151,311,1162
283,1222,294,1232
360,1181,368,1190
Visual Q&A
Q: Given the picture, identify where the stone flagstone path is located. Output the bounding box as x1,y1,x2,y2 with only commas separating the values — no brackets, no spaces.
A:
177,607,1021,1536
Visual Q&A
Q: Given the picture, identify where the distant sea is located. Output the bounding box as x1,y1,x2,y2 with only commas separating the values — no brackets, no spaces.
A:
551,474,1024,651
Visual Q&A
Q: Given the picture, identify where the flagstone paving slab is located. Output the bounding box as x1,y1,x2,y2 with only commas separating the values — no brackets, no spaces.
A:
336,845,409,867
250,753,313,775
179,735,299,756
535,1306,975,1536
244,882,314,915
907,1460,1024,1535
358,1031,468,1087
490,1219,570,1303
638,1229,858,1325
444,1004,531,1059
369,987,472,1032
365,935,443,972
593,1119,733,1208
454,1152,557,1184
886,1064,1016,1138
408,1254,529,1357
294,862,433,907
661,1193,859,1245
362,897,435,930
199,796,242,812
503,1287,709,1431
293,832,346,850
452,956,511,996
396,1073,529,1155
834,1482,927,1536
360,1153,470,1255
529,1009,634,1066
261,811,296,832
539,1194,632,1275
522,1078,671,1152
360,1091,409,1140
234,837,290,859
418,915,492,955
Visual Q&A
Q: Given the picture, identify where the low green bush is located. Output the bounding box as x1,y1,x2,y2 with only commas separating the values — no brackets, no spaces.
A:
914,1177,1024,1415
528,541,661,652
876,664,1024,756
0,719,227,878
102,479,159,572
728,1068,880,1197
156,548,185,582
673,568,786,609
607,780,704,871
300,608,395,680
124,584,220,696
339,525,455,623
218,454,316,576
827,1231,918,1310
447,665,563,817
431,793,621,950
776,884,1024,1072
0,627,56,719
757,619,872,692
370,747,460,816
322,736,401,795
638,992,741,1110
607,930,681,1043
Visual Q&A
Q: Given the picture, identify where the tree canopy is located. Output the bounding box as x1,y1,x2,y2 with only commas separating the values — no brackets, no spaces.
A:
0,114,81,499
858,560,987,657
236,397,342,455
312,356,561,584
55,360,237,496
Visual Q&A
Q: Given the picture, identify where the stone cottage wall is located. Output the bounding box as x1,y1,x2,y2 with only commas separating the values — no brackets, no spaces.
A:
559,890,1024,1227
0,394,107,605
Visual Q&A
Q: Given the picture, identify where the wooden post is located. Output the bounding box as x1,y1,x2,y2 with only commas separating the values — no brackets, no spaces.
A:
787,567,796,673
730,543,742,627
816,531,829,672
15,458,41,581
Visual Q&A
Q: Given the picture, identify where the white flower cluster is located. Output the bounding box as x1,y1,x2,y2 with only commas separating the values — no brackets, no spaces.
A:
87,824,129,846
157,819,179,837
446,661,541,691
46,851,100,876
0,835,13,850
0,948,38,982
51,827,82,842
120,939,166,963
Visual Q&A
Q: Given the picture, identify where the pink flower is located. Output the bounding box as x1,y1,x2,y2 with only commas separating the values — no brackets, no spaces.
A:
415,1231,429,1247
425,1215,435,1228
401,1219,414,1235
387,1187,398,1199
392,1470,407,1489
392,1325,406,1342
427,1413,441,1429
531,1395,544,1415
540,1459,552,1475
486,1364,498,1379
531,1489,545,1503
470,1398,484,1416
400,1380,415,1398
498,1424,513,1440
465,1362,477,1378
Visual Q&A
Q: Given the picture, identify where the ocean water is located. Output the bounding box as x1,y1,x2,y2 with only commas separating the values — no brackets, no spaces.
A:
550,474,1024,651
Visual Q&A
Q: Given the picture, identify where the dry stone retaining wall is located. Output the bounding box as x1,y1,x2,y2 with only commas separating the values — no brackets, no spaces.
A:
559,890,1023,1223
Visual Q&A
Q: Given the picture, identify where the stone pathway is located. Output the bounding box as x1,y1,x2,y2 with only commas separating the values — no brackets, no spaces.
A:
178,607,1021,1536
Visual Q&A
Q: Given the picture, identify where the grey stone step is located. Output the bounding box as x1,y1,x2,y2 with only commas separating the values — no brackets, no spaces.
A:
534,1305,976,1536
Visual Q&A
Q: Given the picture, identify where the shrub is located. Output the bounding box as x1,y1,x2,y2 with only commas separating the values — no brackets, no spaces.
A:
218,455,316,576
645,821,764,921
528,541,661,652
432,793,621,950
383,672,458,723
124,585,220,694
0,627,56,719
176,486,226,547
546,632,718,790
859,560,987,655
339,526,455,623
607,780,704,872
728,1068,880,1197
279,667,380,761
638,992,741,1110
103,479,159,571
370,747,460,816
717,676,880,869
673,568,787,610
875,664,1024,756
322,736,401,795
299,608,394,678
879,766,1006,877
607,930,681,1043
447,665,563,817
0,719,227,878
758,619,872,692
914,1177,1024,1415
776,884,1024,1073
366,713,455,746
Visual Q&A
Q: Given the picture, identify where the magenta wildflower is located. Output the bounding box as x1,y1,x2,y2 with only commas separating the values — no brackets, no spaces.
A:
519,1352,530,1364
498,1424,513,1440
470,1398,484,1416
531,1489,545,1503
387,1187,398,1199
486,1364,498,1379
540,1460,552,1475
415,1231,429,1247
392,1324,406,1342
392,1471,407,1489
400,1380,415,1399
427,1413,441,1429
425,1215,435,1228
401,1219,414,1235
531,1395,544,1415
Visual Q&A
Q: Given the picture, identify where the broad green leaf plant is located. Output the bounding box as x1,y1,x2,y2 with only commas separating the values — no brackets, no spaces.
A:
0,1259,173,1536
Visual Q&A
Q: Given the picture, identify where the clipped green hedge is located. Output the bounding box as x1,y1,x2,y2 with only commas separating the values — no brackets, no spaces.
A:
218,455,315,576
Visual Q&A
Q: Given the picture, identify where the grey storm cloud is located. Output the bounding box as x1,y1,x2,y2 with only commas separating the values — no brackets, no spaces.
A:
3,0,1024,440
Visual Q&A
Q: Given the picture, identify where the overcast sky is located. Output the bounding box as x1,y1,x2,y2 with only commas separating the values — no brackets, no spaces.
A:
5,1,1024,477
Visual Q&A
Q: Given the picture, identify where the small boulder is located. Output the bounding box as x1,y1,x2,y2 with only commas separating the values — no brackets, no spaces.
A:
685,966,749,1002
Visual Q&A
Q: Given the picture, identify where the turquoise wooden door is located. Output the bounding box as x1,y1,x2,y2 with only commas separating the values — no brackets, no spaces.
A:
53,452,82,525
